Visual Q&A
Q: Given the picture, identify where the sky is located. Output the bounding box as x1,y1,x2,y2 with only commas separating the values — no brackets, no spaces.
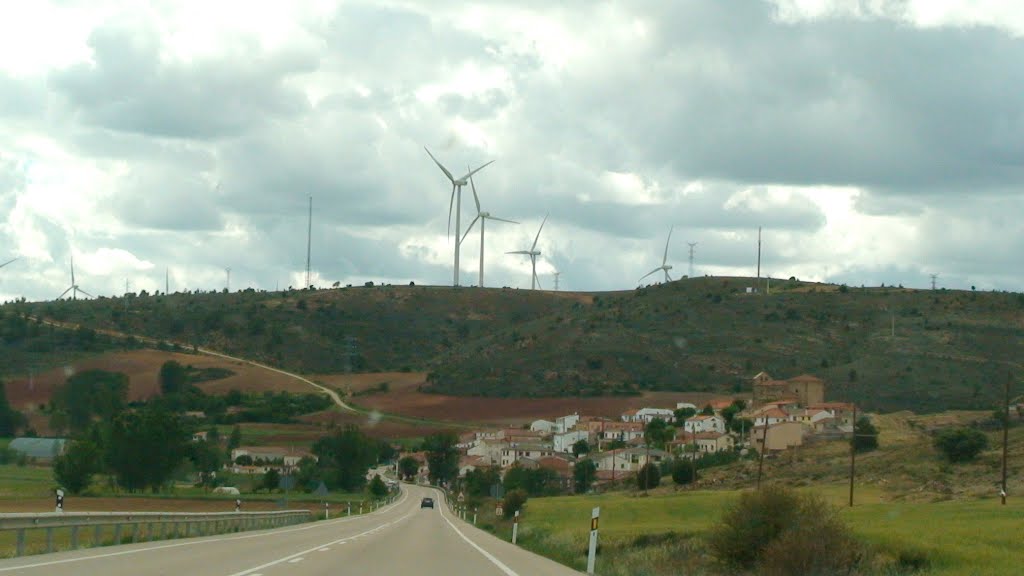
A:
1,0,1022,301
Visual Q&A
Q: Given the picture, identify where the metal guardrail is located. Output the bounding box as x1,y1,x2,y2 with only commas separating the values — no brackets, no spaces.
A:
0,509,312,557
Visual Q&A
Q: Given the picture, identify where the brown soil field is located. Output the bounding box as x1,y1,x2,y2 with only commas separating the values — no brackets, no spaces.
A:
312,372,427,394
297,409,456,439
5,349,315,412
341,373,731,426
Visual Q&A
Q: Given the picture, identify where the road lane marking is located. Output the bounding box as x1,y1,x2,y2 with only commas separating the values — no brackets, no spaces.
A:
317,548,329,552
288,558,304,563
225,511,415,576
438,492,520,576
0,489,410,573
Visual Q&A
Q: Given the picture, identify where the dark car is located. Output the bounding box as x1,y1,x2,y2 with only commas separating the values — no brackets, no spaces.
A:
420,497,434,509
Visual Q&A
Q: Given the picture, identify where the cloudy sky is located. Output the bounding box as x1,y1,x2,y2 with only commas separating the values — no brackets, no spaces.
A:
1,0,1022,301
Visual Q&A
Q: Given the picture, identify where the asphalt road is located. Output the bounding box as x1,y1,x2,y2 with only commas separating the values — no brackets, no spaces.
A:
0,485,583,576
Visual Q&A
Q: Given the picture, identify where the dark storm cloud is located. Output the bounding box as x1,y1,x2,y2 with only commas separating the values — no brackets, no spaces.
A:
50,19,316,140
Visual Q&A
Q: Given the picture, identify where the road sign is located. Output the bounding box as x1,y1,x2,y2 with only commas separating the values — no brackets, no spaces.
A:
495,505,503,517
314,482,329,497
279,475,296,491
587,506,600,574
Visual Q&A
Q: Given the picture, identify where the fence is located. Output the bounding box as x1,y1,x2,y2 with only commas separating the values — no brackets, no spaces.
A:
0,509,312,557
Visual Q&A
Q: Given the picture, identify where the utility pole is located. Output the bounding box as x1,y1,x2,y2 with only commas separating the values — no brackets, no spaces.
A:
225,267,231,292
1002,370,1011,505
687,242,697,278
305,195,312,289
849,402,857,507
756,227,762,293
756,422,768,489
165,268,169,295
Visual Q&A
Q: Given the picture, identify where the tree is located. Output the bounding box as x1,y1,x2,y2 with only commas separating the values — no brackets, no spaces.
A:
637,462,660,490
313,426,379,492
190,440,224,489
228,425,242,451
0,380,26,437
720,400,746,425
369,474,388,498
701,404,715,416
644,418,674,449
53,440,101,494
502,489,527,519
105,405,189,492
50,370,128,435
262,468,280,492
571,439,590,458
464,466,501,498
573,459,598,494
159,360,189,396
934,427,989,463
674,407,697,422
423,432,459,485
398,456,420,481
853,417,879,453
671,459,698,485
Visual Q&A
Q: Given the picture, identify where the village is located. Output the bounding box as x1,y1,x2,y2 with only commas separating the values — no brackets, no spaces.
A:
393,372,858,491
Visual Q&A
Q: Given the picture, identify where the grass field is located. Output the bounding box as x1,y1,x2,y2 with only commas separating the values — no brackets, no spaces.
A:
493,485,1023,575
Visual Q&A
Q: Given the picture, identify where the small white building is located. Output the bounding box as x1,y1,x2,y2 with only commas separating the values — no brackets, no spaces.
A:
683,415,726,434
530,419,556,434
500,443,555,468
467,439,508,466
622,407,675,424
555,413,581,433
675,402,697,411
593,448,670,473
553,430,590,454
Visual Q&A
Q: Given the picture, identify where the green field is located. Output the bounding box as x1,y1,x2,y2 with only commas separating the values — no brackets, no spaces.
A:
0,465,54,498
496,485,1022,576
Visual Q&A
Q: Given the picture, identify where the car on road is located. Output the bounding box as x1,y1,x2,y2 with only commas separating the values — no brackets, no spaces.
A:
420,497,434,509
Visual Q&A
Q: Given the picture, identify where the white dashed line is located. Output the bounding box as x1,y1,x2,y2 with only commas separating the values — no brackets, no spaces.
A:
288,558,304,564
317,548,330,552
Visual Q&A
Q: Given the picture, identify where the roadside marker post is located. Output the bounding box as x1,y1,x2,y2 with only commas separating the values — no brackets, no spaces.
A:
325,502,330,520
473,507,478,525
511,510,520,544
587,506,600,575
55,489,65,514
347,502,351,516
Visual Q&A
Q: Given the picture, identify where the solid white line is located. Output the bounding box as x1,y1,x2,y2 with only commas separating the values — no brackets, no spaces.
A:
437,492,519,576
317,548,329,552
0,490,410,573
288,558,304,563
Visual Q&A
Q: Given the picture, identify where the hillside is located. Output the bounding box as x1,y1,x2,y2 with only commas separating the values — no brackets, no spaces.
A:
6,278,1024,413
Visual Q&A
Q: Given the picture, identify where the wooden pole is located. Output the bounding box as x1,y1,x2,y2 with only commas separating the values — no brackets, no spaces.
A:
756,422,768,489
849,403,857,507
1002,371,1011,505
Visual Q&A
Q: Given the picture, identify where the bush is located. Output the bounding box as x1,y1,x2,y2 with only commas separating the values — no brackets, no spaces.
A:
671,459,697,485
637,463,660,490
708,485,864,575
502,489,527,519
934,427,989,463
854,416,879,452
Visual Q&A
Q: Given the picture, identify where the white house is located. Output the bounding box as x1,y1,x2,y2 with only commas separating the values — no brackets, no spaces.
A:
622,407,675,424
675,402,697,411
467,439,508,466
555,413,581,433
593,448,670,473
553,430,590,454
530,419,556,434
683,415,726,434
500,443,555,468
750,407,789,427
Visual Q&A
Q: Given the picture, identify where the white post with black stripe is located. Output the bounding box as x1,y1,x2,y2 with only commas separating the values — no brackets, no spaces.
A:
587,506,600,574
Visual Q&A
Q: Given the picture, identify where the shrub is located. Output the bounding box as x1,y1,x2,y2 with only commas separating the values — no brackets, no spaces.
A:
934,427,989,463
854,416,880,452
502,489,527,519
708,485,864,575
671,459,697,485
637,463,660,490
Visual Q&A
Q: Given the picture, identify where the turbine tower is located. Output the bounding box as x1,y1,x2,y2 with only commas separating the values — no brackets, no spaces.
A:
460,168,517,288
225,267,231,292
424,147,494,286
57,255,92,300
687,242,698,278
553,271,560,291
639,226,675,284
305,194,312,289
507,214,548,290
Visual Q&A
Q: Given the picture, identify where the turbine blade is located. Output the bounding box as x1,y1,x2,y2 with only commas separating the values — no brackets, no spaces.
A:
506,250,531,255
424,147,456,183
57,286,73,300
447,184,456,239
70,255,75,285
461,215,480,245
0,257,16,269
460,159,495,181
663,225,674,266
77,288,93,298
639,267,661,282
534,269,542,290
487,216,518,224
665,270,672,282
531,213,548,252
468,168,481,214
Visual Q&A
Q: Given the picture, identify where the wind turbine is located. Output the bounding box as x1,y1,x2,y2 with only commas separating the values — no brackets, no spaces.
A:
507,214,548,290
460,169,517,288
0,257,17,270
639,226,675,284
424,147,495,286
57,255,92,300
